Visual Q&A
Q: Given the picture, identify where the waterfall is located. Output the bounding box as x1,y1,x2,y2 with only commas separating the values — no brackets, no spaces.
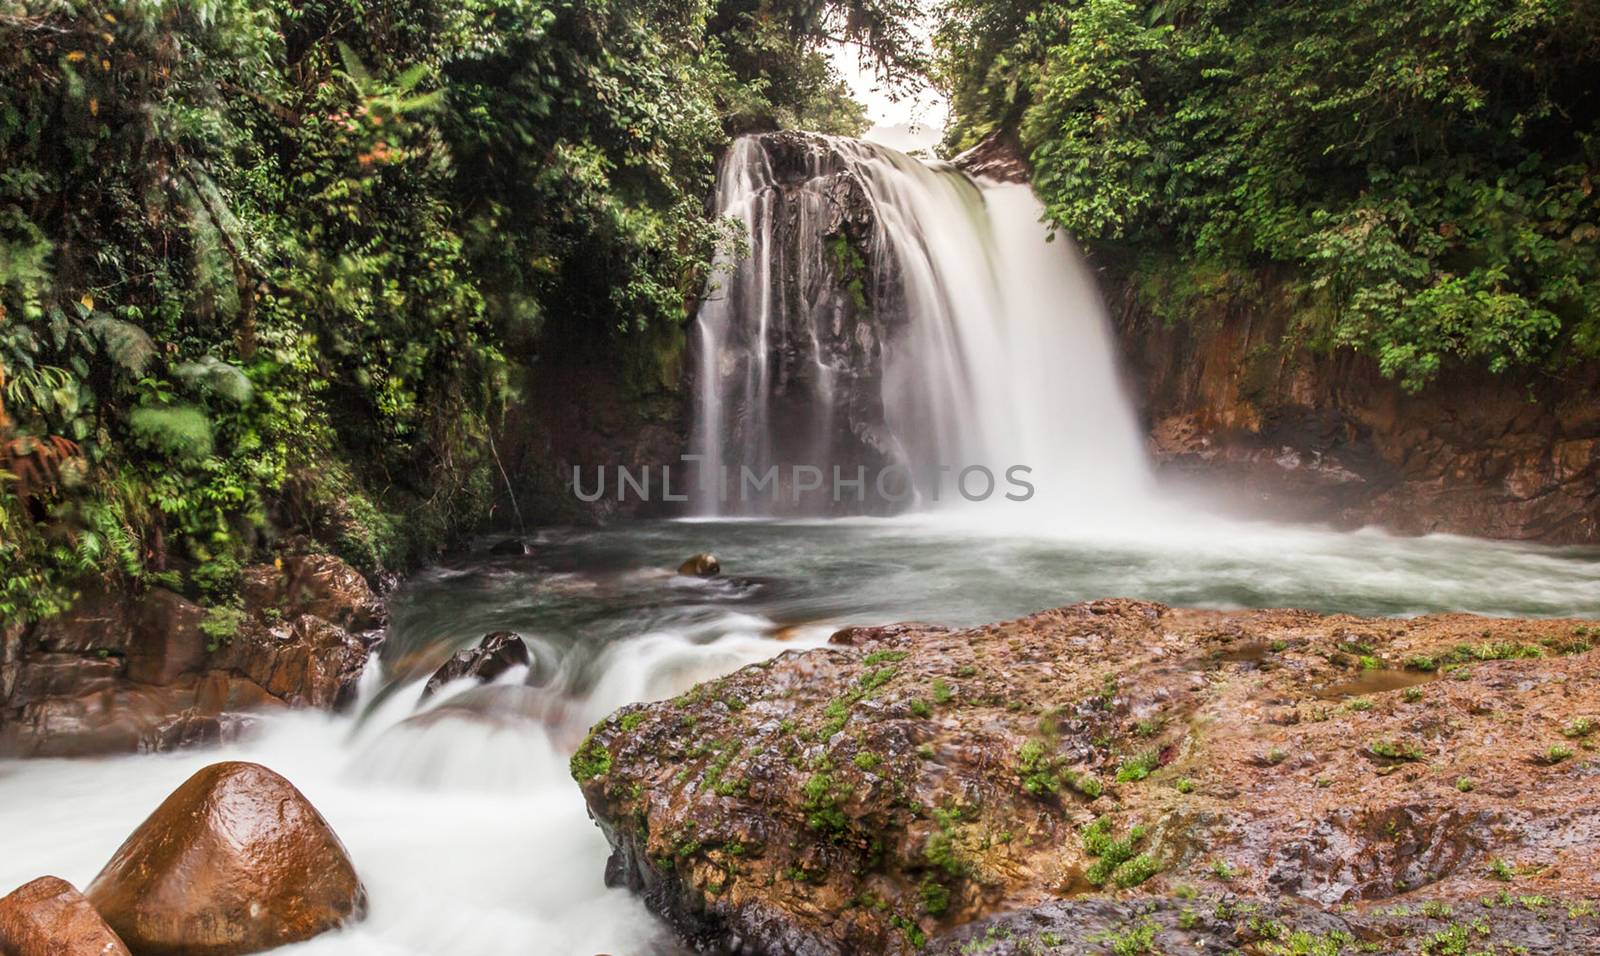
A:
690,132,1152,518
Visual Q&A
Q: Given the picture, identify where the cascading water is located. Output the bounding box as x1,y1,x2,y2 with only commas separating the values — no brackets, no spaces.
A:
690,132,1152,517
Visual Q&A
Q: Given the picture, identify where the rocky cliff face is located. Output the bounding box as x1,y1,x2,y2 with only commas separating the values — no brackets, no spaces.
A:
0,553,385,757
574,600,1600,954
1105,273,1600,543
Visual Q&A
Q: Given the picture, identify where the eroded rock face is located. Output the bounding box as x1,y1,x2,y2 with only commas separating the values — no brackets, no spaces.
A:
0,876,130,956
1107,273,1600,543
0,553,385,757
574,600,1600,954
87,761,366,956
421,631,531,699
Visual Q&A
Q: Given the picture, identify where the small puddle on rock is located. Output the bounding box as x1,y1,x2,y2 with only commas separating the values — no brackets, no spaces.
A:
1313,668,1437,700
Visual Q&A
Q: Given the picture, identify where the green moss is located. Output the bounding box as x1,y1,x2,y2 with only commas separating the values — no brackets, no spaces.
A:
1115,749,1160,783
1259,928,1354,955
570,737,612,782
924,806,969,877
1080,817,1150,887
802,772,851,835
1366,738,1424,761
1542,743,1574,764
863,649,909,666
1113,853,1159,888
889,913,927,949
1094,918,1158,955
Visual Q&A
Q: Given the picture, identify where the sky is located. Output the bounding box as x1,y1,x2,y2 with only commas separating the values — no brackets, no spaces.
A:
826,40,948,155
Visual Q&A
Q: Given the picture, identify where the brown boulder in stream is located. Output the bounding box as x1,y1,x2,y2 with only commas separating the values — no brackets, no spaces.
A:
676,552,721,577
0,876,130,956
87,761,366,955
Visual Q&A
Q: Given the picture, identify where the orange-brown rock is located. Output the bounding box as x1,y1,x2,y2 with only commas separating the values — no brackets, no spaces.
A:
87,761,366,955
576,600,1600,954
1107,271,1600,543
1,553,384,757
0,876,130,956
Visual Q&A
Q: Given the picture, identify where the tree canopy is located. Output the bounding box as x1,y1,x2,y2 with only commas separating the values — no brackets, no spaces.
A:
0,0,901,623
936,0,1600,389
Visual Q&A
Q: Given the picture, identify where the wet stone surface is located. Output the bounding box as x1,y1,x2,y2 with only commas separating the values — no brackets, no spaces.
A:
574,600,1600,954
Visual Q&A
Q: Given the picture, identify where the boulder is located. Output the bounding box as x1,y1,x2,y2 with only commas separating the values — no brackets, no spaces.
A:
240,555,384,633
2,552,385,757
124,588,209,685
0,876,130,956
87,761,366,955
576,601,1600,954
222,614,371,710
676,552,721,577
421,631,531,700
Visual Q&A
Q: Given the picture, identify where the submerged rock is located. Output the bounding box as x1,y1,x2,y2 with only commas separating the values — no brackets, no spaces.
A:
677,553,722,577
487,537,531,556
574,600,1600,954
88,761,366,955
0,876,130,956
421,631,532,700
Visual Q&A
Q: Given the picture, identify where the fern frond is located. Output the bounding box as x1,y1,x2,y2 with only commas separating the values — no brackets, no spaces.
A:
127,404,213,459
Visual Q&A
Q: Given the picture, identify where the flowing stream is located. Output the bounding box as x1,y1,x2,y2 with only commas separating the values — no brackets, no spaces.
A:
2,136,1599,954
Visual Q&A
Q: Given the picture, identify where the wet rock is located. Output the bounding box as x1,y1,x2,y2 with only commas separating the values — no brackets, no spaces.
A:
88,761,366,956
1110,274,1600,543
487,537,531,556
935,895,1600,955
2,553,384,757
240,554,384,633
576,601,1600,954
0,875,130,956
124,588,210,684
951,129,1029,183
677,553,721,577
221,614,371,710
421,631,531,700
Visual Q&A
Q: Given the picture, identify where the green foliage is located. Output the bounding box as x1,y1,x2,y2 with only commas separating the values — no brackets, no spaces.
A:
1115,748,1160,782
802,771,852,834
936,0,1600,389
0,0,884,624
1080,816,1154,887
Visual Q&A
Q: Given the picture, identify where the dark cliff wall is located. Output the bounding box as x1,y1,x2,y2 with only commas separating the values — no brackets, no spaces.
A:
1101,268,1600,543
